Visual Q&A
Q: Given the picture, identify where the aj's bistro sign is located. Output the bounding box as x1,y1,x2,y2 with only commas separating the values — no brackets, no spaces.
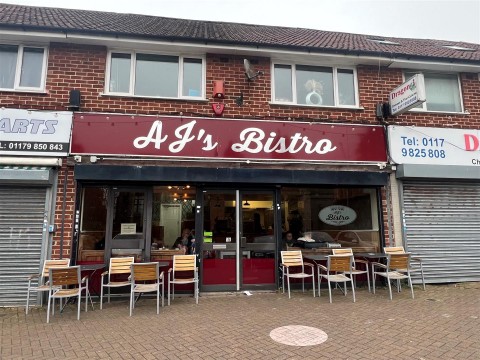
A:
71,114,387,163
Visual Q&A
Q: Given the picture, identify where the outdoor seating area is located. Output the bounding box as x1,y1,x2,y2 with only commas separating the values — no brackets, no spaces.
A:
25,255,198,323
282,246,424,302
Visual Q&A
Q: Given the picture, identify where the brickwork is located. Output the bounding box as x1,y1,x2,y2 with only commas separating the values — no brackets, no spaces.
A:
1,42,480,262
51,162,76,259
1,45,478,126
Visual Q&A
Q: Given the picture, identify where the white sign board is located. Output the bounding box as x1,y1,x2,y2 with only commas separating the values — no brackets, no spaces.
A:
319,205,357,226
120,223,137,234
0,108,72,156
388,125,480,166
389,74,426,116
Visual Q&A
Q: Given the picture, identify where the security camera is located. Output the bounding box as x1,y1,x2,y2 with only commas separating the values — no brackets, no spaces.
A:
73,155,82,163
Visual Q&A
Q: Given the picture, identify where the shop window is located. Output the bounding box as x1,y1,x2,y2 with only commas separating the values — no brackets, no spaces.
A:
281,187,380,253
0,44,47,91
107,51,204,99
404,71,462,113
78,187,108,263
152,185,196,252
272,63,358,107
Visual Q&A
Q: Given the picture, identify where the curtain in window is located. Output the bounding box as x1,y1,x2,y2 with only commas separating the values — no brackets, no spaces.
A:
425,74,461,112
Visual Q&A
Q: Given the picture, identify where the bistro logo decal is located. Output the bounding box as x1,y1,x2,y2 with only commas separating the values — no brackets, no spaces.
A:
133,120,337,155
319,205,357,226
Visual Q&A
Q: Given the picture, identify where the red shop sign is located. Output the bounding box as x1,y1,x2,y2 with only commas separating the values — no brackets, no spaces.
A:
70,114,387,163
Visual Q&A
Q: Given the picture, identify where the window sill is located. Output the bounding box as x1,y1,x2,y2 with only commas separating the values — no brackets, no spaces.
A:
408,109,470,115
269,102,364,111
101,92,209,102
0,88,47,94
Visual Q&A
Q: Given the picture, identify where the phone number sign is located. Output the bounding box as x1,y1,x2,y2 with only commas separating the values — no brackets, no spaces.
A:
0,108,72,156
388,126,480,166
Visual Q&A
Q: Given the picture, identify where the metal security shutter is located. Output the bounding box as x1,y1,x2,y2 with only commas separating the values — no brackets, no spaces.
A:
402,181,480,284
0,187,47,306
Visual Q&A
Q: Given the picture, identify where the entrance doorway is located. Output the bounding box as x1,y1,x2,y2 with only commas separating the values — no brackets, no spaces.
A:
201,189,277,291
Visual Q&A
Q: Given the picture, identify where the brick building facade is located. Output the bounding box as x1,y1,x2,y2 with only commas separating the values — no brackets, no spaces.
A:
1,4,479,305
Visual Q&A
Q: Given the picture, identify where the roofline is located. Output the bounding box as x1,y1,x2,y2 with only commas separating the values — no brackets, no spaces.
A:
1,24,480,70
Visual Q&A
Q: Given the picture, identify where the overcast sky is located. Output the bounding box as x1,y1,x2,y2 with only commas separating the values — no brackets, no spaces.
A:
3,0,480,44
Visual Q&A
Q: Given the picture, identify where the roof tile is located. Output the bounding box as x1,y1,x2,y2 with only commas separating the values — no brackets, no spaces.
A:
0,3,479,62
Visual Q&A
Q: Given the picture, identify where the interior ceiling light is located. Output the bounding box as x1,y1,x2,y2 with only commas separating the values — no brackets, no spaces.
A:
243,200,250,206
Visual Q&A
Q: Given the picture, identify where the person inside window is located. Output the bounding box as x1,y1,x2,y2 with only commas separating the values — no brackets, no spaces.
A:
172,228,192,254
283,231,296,249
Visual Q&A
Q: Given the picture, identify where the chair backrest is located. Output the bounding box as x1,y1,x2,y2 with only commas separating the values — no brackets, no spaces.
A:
387,253,411,270
42,259,71,278
281,251,303,267
328,255,353,272
332,248,353,255
131,262,159,282
49,266,81,287
109,257,135,275
384,246,405,255
172,255,196,276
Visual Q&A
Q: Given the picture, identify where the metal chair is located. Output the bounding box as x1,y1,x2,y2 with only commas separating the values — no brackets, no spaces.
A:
47,266,88,323
168,255,198,305
384,246,425,290
26,259,70,314
332,248,370,292
129,262,164,316
372,253,415,300
317,254,356,303
280,250,315,299
100,256,135,309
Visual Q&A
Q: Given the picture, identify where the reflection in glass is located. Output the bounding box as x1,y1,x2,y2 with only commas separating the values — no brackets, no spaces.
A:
0,45,18,89
281,187,380,253
274,64,293,102
78,187,108,262
182,58,202,97
135,54,178,97
337,69,355,105
109,53,131,93
19,47,44,88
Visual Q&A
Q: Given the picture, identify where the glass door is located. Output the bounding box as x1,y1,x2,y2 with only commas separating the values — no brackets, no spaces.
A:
106,188,148,262
200,189,277,291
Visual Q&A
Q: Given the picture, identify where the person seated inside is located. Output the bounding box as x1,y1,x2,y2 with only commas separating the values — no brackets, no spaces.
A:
283,231,296,249
172,228,193,254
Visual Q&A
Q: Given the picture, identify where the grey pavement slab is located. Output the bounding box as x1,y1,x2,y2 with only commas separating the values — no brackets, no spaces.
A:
1,283,479,359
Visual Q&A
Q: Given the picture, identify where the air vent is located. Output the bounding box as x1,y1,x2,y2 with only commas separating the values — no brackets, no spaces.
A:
442,45,476,52
367,38,401,45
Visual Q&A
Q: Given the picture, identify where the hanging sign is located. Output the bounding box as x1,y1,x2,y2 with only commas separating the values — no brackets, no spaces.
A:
389,74,426,116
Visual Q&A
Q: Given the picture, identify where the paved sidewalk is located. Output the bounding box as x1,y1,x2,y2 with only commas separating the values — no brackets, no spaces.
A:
1,283,479,359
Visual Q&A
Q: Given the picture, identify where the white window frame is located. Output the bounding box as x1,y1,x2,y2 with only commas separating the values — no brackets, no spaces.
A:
105,50,206,100
271,62,359,108
403,71,464,114
0,44,48,92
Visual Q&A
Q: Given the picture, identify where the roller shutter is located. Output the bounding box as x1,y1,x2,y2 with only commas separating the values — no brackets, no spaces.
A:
402,181,480,284
0,187,47,306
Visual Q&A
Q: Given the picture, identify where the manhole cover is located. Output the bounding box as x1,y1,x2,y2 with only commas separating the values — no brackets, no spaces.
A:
270,325,328,346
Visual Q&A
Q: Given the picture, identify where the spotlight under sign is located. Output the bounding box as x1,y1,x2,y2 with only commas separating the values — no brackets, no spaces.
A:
389,74,426,116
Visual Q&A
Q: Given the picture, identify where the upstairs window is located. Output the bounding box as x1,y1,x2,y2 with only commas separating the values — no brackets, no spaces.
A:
107,51,204,99
272,63,358,107
0,45,47,91
404,71,462,113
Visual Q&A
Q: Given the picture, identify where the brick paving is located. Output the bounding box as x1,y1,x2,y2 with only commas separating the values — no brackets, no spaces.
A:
1,283,479,359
